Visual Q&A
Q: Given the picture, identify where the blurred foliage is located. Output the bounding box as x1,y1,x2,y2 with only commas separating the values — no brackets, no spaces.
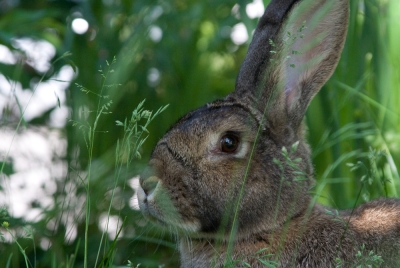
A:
0,0,399,267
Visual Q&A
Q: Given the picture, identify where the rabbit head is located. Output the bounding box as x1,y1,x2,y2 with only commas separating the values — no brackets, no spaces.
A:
138,0,349,238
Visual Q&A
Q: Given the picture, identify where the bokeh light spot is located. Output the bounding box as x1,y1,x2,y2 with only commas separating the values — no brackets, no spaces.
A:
72,18,89,35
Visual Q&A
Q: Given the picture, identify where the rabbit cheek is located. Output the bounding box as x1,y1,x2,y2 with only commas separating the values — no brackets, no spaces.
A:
191,163,248,233
139,155,202,231
163,175,201,225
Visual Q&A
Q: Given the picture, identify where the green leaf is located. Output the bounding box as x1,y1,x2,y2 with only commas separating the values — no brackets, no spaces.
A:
0,161,14,176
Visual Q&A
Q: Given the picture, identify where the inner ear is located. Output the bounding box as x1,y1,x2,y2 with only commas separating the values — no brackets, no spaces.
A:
285,84,301,112
281,0,336,105
269,0,348,128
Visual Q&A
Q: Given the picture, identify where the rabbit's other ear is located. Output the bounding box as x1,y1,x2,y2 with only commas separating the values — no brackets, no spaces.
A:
234,0,349,132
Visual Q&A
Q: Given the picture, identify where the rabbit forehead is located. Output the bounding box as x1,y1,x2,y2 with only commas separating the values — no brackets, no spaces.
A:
162,104,259,145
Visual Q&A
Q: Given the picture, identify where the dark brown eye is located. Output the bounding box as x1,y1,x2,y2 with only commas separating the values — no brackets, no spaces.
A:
220,133,240,153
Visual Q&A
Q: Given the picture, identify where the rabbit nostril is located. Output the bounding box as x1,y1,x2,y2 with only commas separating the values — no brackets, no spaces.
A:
142,176,160,196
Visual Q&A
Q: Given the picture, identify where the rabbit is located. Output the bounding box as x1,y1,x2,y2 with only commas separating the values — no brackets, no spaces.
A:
137,0,400,267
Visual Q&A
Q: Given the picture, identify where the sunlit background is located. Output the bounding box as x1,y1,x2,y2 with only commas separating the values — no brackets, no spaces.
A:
1,0,400,267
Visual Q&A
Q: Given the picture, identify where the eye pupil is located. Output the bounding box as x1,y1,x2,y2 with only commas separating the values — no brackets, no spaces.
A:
220,134,239,153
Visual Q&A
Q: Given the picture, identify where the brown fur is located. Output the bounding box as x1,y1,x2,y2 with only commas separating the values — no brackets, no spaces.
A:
137,0,400,266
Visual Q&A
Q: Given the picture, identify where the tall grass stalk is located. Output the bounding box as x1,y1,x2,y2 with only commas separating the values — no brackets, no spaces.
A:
70,56,168,267
93,99,168,267
223,51,281,263
75,57,117,268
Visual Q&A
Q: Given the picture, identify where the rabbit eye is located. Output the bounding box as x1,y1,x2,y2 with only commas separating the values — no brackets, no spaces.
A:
220,134,240,153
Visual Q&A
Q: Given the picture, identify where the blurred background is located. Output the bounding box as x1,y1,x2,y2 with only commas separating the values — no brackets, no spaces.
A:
0,0,399,267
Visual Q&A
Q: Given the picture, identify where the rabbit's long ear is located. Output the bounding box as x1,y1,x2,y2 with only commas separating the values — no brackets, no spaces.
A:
234,0,349,132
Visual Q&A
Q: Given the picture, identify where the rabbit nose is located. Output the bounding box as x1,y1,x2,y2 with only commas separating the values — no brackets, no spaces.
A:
141,176,160,196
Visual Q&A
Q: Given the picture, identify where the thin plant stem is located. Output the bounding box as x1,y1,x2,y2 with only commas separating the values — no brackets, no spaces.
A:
226,84,274,262
2,223,30,268
84,58,115,268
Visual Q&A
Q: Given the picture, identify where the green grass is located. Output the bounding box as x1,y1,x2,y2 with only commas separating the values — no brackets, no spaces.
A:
0,56,168,267
307,0,400,208
70,58,168,267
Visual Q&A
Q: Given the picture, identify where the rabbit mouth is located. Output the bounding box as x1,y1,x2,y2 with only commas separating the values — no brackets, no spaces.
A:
139,199,201,233
137,181,167,225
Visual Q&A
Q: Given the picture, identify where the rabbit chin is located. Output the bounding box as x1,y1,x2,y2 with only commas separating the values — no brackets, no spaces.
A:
137,185,201,233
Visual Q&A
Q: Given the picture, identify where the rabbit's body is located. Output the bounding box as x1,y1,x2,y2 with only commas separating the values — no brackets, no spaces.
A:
138,0,400,266
179,199,400,267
